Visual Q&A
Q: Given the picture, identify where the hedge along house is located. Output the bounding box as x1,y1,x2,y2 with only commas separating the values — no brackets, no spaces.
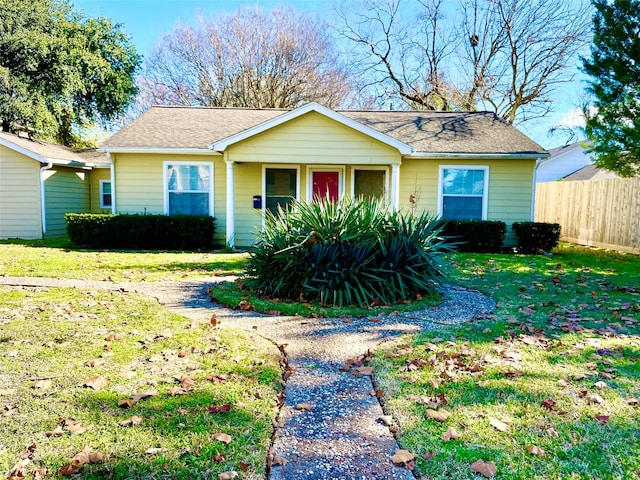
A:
100,102,549,248
0,132,112,239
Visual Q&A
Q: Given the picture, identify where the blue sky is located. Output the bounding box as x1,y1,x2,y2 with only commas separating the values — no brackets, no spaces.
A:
74,0,589,149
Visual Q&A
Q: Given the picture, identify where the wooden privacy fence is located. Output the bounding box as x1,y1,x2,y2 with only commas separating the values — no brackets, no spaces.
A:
535,177,640,254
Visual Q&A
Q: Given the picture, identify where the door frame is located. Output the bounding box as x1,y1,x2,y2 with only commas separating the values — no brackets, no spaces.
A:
306,165,345,203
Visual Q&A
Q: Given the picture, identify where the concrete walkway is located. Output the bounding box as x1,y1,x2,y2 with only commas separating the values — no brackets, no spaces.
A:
0,276,495,480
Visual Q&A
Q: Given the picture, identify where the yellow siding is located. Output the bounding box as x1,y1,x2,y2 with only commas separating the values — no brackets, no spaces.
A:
399,158,535,245
44,168,91,237
227,111,400,246
112,152,226,245
0,145,42,239
90,167,112,213
228,111,401,166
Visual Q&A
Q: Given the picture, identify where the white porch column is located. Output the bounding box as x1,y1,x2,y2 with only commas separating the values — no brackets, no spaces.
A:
391,163,400,210
225,160,235,248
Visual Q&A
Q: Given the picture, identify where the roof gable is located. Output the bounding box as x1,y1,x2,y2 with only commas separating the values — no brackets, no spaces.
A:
210,103,413,154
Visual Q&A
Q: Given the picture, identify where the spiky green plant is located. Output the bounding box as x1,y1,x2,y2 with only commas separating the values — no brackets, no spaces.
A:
245,197,451,306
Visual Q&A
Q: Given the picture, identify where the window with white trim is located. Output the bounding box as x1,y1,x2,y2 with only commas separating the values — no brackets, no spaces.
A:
165,162,213,216
99,180,112,209
439,166,488,220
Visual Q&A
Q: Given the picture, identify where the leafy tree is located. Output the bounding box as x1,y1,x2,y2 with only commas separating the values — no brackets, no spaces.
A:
336,0,591,124
582,0,640,177
0,0,140,146
136,6,352,112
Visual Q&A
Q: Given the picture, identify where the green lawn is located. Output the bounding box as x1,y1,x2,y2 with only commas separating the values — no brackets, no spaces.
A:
373,245,640,479
2,241,639,479
0,287,282,480
0,240,247,281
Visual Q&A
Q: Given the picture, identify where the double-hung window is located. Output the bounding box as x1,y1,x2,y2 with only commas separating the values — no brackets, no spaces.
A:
439,166,488,220
164,162,213,216
99,180,112,209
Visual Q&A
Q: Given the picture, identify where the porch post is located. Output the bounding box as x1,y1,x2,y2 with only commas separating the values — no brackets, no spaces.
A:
391,163,400,210
225,160,235,248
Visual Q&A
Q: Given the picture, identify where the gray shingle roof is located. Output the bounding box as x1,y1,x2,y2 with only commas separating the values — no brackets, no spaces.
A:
102,105,547,155
0,131,108,166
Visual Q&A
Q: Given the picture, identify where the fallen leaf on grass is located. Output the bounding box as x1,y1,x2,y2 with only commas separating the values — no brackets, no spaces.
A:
426,408,451,422
81,375,108,391
59,447,107,476
296,403,313,411
356,366,375,376
489,417,509,432
209,404,231,413
526,445,546,456
33,379,52,390
118,416,142,427
104,332,122,341
470,459,498,478
585,393,605,405
391,449,417,470
595,415,609,424
213,433,232,444
45,426,65,437
594,381,609,389
214,453,226,463
145,447,166,454
218,472,238,480
442,427,461,441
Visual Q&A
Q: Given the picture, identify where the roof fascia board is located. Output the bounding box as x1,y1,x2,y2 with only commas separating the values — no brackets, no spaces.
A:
406,152,549,160
210,102,414,154
0,137,47,164
100,147,221,155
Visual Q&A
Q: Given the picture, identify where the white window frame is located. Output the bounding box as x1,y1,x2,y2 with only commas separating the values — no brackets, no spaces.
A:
163,161,214,216
99,179,112,209
262,164,300,227
437,165,489,220
306,165,345,202
350,166,389,201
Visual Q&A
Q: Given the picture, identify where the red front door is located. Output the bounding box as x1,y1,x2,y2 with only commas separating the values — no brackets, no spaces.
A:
312,171,339,202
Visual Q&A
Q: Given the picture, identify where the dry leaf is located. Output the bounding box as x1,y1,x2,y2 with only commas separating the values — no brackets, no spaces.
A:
218,472,238,480
33,379,52,390
390,449,417,466
81,375,108,391
526,445,546,456
470,459,498,478
118,416,143,427
586,393,604,405
45,425,65,437
58,461,82,476
118,399,136,408
271,454,288,466
594,381,609,389
213,432,232,444
442,427,461,441
426,408,451,422
296,403,313,411
209,404,232,413
356,366,375,375
595,415,609,424
489,417,509,432
214,453,226,463
145,447,166,454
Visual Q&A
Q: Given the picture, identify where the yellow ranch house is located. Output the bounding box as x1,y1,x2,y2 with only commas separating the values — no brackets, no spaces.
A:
1,103,549,246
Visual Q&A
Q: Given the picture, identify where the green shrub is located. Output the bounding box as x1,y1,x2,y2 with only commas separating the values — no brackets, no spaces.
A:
65,213,215,250
441,220,506,252
245,197,451,307
512,221,561,254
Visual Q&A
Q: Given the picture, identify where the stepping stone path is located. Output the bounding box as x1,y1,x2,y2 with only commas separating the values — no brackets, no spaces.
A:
0,276,494,480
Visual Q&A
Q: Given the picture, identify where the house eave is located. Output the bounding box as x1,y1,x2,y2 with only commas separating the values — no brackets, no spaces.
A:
405,152,550,160
100,147,222,156
210,102,414,155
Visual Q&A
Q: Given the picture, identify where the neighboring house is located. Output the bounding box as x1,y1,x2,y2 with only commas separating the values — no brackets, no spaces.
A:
536,141,594,183
0,132,111,239
561,164,620,181
101,102,549,248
